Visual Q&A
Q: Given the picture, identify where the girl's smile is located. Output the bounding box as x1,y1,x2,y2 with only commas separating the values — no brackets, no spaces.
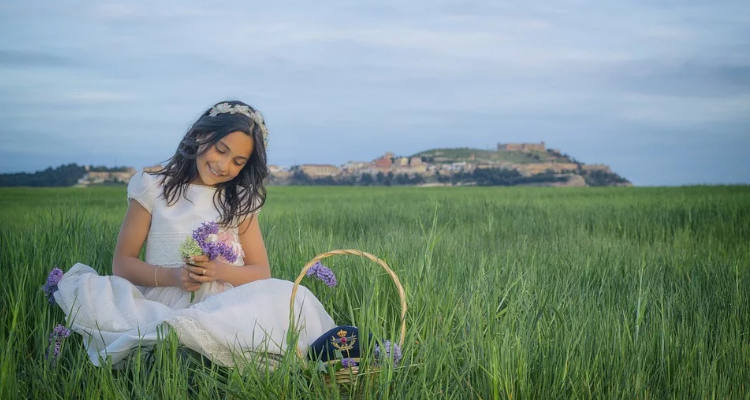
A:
207,163,225,178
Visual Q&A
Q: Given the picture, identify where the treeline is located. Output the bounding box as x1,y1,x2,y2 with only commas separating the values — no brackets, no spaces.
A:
289,170,426,186
450,168,567,186
581,169,630,186
0,163,87,187
286,168,568,186
0,163,131,187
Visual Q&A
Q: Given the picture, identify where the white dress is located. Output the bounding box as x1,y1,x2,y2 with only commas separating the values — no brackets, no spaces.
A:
54,170,336,367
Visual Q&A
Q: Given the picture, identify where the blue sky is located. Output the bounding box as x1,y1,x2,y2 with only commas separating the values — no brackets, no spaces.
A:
1,1,748,185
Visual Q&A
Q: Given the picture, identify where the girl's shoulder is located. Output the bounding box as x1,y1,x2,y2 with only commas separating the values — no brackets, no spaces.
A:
127,167,164,213
129,167,164,190
143,165,162,174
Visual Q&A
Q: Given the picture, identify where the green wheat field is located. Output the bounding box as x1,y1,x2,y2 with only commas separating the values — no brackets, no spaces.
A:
1,185,748,399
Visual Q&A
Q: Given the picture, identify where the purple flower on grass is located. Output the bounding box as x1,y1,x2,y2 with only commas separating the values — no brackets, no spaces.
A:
42,268,64,305
341,358,358,368
192,222,237,263
52,324,71,339
46,324,71,364
374,340,402,366
306,261,337,287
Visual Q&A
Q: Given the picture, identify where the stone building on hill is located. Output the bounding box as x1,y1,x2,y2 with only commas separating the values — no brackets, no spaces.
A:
374,152,394,170
269,165,290,180
295,164,340,177
77,167,136,185
342,161,370,172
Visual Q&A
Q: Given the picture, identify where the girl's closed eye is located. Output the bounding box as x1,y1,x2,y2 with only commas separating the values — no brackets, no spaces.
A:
216,144,244,166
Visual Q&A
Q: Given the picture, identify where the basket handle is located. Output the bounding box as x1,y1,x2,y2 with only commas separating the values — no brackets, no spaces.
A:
288,249,407,357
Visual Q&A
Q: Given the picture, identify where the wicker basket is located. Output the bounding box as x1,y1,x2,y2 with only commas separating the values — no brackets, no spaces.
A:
288,249,407,385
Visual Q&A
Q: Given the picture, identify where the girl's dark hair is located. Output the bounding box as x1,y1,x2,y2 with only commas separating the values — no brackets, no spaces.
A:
150,100,269,228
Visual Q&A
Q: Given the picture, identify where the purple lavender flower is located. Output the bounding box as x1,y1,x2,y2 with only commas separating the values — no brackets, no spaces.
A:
374,340,402,366
42,267,64,305
191,222,238,263
306,261,337,287
52,324,71,338
341,358,358,368
46,324,71,364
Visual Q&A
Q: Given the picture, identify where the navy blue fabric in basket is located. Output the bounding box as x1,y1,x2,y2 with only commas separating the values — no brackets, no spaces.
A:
308,325,363,361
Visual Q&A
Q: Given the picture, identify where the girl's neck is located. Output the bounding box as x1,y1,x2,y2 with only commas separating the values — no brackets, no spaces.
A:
189,175,217,189
189,181,217,190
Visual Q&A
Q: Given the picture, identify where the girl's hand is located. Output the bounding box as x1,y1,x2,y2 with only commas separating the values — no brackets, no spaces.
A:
185,255,227,283
171,267,201,292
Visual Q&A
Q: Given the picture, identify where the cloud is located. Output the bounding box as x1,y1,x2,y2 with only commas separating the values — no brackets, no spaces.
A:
64,91,136,103
0,50,72,67
89,2,215,20
613,93,750,125
603,59,750,97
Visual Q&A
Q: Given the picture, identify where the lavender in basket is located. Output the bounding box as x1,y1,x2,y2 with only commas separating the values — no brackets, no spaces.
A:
375,340,402,366
306,261,337,287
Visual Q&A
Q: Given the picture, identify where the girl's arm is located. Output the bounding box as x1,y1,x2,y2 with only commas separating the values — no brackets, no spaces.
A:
113,200,199,291
188,214,271,286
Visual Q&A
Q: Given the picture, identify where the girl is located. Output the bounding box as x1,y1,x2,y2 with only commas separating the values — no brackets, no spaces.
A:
54,100,336,367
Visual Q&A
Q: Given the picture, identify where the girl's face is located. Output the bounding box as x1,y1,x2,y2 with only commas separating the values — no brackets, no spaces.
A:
193,130,255,186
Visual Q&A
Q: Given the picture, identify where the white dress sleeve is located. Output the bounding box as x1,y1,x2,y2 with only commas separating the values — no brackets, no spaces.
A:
127,170,158,213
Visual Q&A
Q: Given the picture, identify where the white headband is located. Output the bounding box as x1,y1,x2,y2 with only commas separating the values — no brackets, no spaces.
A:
208,103,269,148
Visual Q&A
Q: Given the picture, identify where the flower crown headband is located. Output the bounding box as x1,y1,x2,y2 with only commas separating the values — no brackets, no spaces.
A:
208,102,269,148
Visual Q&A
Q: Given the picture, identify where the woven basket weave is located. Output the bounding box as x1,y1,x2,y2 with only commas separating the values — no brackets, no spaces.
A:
289,249,407,384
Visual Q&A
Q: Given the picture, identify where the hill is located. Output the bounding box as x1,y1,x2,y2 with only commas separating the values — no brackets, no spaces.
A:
413,147,575,164
409,143,629,187
269,142,631,187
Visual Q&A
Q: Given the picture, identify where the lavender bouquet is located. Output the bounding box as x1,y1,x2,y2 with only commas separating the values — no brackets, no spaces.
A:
179,221,242,302
180,221,240,263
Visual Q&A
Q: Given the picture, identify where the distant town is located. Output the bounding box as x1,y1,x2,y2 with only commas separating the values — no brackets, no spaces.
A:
0,142,630,187
267,142,630,187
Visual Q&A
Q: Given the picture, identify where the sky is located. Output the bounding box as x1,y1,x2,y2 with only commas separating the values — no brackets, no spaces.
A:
1,1,748,186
